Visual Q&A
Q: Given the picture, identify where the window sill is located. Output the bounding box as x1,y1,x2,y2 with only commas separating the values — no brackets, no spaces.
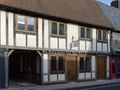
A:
16,30,37,35
50,34,66,38
80,38,92,41
97,40,107,43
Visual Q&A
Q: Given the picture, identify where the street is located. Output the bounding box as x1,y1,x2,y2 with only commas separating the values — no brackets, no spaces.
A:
85,84,120,90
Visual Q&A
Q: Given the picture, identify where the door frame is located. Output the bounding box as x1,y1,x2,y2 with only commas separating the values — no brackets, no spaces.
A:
65,55,78,81
96,56,107,79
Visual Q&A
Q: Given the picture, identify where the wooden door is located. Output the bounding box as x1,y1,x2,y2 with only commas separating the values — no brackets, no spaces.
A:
97,56,106,79
66,56,77,81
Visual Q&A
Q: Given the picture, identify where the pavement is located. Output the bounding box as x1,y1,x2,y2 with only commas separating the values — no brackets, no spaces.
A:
1,79,120,90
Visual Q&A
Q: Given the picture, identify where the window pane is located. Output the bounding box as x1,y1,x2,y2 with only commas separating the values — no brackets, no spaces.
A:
52,22,57,34
98,31,101,40
86,28,90,39
79,57,84,72
28,18,35,31
18,16,25,30
51,56,57,72
58,56,64,72
81,27,85,38
86,57,91,72
103,32,107,41
59,24,65,35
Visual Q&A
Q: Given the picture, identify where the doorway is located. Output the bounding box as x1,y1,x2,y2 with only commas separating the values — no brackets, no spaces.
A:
9,50,42,84
66,56,77,81
96,56,106,79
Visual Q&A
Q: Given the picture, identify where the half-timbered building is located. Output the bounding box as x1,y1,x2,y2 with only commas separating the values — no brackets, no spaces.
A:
99,0,120,79
0,0,112,88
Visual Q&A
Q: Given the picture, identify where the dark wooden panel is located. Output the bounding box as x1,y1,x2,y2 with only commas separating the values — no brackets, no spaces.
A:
66,56,77,81
97,56,106,79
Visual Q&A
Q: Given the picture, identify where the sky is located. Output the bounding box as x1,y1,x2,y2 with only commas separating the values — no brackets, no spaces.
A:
97,0,112,5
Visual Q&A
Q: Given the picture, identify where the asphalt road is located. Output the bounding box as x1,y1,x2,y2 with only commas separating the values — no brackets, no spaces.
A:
86,84,120,90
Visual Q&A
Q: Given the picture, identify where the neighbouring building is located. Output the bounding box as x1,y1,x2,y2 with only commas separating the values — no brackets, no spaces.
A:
98,0,120,79
0,0,112,88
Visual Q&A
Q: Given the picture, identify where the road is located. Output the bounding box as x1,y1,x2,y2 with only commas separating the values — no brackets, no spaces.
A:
84,84,120,90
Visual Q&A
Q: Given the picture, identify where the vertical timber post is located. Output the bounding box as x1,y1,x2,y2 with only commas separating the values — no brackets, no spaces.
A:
0,49,8,88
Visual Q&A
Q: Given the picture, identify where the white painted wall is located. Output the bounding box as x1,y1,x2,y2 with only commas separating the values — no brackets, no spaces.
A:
108,31,110,52
43,75,48,82
16,34,26,47
8,12,14,46
97,43,102,52
92,56,96,79
86,41,92,51
38,18,43,48
86,73,91,79
79,73,85,80
27,35,36,47
80,40,85,51
58,74,65,81
92,28,96,51
107,56,110,78
103,43,107,52
44,20,49,48
59,38,66,49
50,74,57,82
50,37,58,49
0,11,6,45
43,54,48,74
67,24,78,50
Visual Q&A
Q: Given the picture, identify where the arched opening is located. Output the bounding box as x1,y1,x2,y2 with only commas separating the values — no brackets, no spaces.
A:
9,50,42,85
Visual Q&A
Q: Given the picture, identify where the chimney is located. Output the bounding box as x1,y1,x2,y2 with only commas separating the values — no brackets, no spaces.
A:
111,0,120,8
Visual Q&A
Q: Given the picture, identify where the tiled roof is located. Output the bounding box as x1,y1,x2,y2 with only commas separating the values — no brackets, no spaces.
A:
98,1,120,31
0,0,112,29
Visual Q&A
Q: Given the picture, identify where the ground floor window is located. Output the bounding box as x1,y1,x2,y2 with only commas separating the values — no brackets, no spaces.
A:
50,55,65,74
79,56,91,72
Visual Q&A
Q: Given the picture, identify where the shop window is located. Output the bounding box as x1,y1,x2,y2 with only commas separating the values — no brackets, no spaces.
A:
51,21,66,37
79,56,91,72
16,15,36,32
50,55,64,74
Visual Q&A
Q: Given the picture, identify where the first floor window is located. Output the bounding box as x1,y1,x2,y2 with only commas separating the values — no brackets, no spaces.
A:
80,27,91,39
16,15,36,32
79,56,91,72
51,21,66,37
97,30,107,42
50,56,64,74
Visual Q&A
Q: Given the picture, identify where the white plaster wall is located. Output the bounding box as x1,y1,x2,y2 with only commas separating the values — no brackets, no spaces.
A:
103,43,107,52
79,73,85,80
80,40,85,51
67,24,78,50
86,41,91,51
44,20,49,48
27,35,36,47
50,37,58,49
43,75,48,82
92,73,96,79
92,28,96,51
58,74,65,81
97,43,102,52
43,54,48,74
50,74,57,82
107,56,110,78
0,11,6,45
8,12,14,46
86,73,91,79
59,38,66,49
38,18,43,48
16,34,26,47
108,31,110,52
92,56,96,72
